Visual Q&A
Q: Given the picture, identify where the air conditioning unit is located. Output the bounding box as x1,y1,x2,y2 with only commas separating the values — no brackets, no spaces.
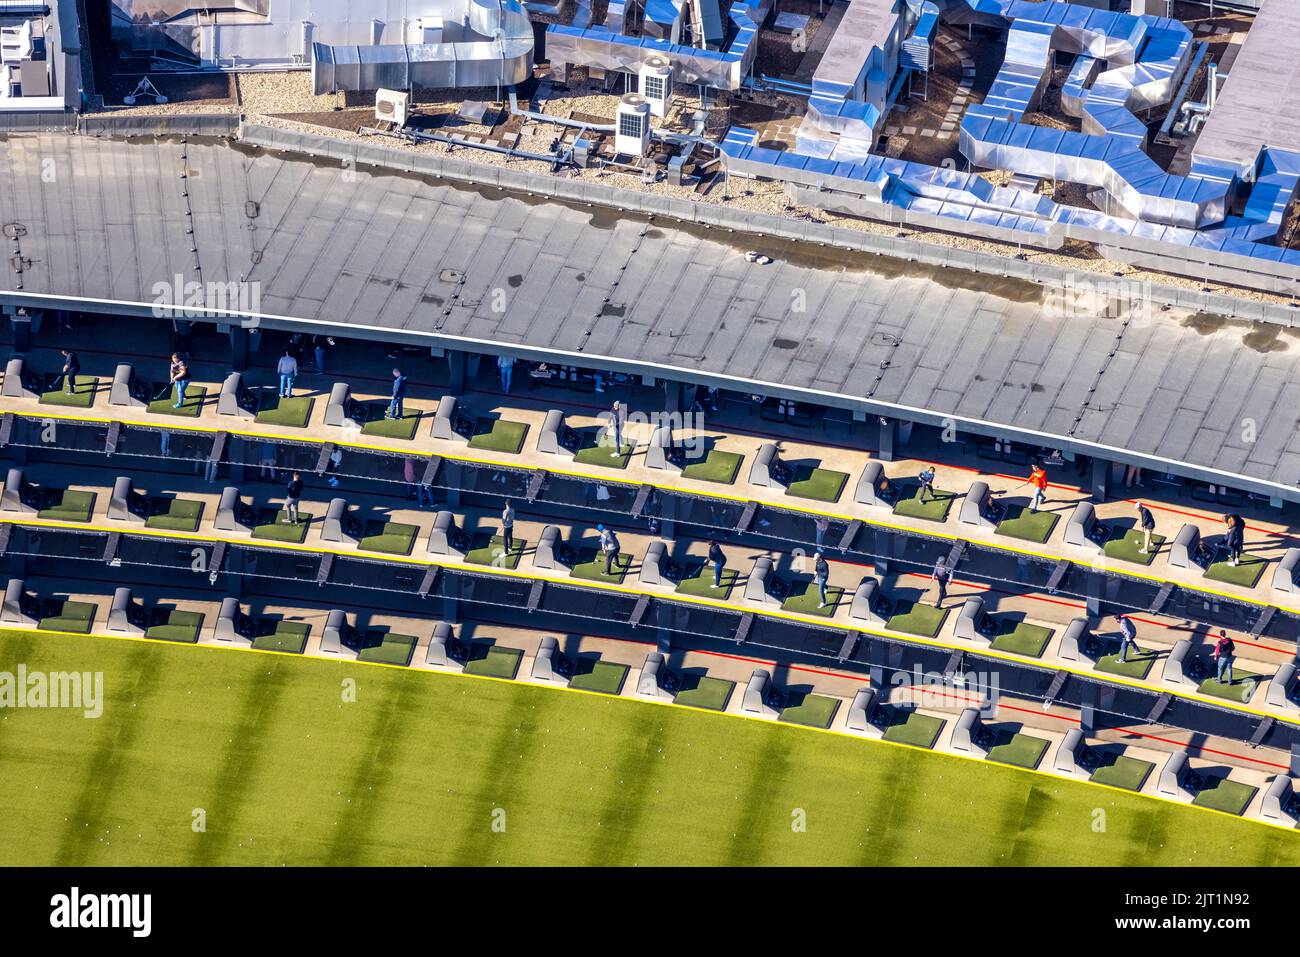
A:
375,88,409,127
639,56,672,118
616,93,652,157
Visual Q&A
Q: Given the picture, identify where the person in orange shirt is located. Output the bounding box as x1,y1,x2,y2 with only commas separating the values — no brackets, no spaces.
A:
1020,463,1049,513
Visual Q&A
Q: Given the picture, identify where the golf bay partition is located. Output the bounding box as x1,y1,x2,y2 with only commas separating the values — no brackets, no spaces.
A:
1,519,1296,771
2,409,1296,650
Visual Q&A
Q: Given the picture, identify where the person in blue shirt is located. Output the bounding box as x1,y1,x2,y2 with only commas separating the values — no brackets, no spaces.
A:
917,465,937,503
388,368,408,419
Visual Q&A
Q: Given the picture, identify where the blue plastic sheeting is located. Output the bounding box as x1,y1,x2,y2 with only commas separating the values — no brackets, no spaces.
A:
643,0,680,29
958,1,1222,227
720,0,1300,277
545,0,766,89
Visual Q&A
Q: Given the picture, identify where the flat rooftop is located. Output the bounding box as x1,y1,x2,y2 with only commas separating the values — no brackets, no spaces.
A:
1193,0,1300,172
3,133,1300,498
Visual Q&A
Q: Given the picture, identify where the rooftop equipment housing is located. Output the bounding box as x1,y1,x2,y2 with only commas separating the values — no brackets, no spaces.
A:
615,92,652,157
639,55,672,117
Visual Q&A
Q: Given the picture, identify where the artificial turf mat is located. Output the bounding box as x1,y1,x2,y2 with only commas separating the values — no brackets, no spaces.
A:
570,549,633,584
681,449,743,485
361,410,421,441
892,486,954,523
467,419,529,455
357,633,417,666
986,732,1049,770
675,565,739,601
778,693,840,730
1094,650,1158,680
37,601,96,634
5,628,1299,865
254,394,315,429
881,710,945,749
463,644,523,680
886,600,949,638
989,621,1054,659
36,489,96,523
1090,755,1154,792
358,521,418,556
250,622,310,654
568,661,630,696
672,676,734,712
464,534,525,569
145,610,204,644
38,376,97,408
251,510,312,544
780,581,845,617
1191,777,1258,817
144,498,204,533
785,465,848,503
1205,555,1267,589
573,435,634,470
1102,528,1166,566
995,505,1059,544
147,386,207,418
1198,672,1260,704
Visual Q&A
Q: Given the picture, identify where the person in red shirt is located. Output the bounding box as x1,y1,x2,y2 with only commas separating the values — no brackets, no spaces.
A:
1212,630,1236,684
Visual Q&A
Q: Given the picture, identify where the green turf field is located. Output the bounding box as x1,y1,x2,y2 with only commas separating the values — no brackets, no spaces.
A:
1103,528,1165,566
1,629,1297,866
254,393,315,429
39,376,98,408
990,620,1054,659
681,449,743,485
785,465,848,503
361,408,421,441
467,418,529,455
1205,554,1267,589
892,486,954,523
573,433,634,470
148,385,207,418
37,489,96,523
995,506,1059,544
145,497,204,533
886,600,948,638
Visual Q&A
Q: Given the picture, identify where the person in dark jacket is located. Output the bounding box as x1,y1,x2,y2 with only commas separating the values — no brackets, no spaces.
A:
814,551,831,608
59,349,80,395
931,557,952,605
708,540,726,588
1135,501,1157,554
284,471,304,524
599,524,621,575
388,368,408,420
1114,614,1142,663
1223,514,1245,567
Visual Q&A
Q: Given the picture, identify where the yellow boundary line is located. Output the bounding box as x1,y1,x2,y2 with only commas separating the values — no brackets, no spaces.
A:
4,511,1298,730
3,621,1296,839
16,405,1298,616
